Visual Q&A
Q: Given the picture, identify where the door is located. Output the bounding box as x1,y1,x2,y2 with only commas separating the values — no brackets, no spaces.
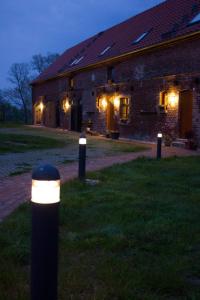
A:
71,102,82,132
179,90,193,138
56,103,60,127
106,100,118,131
35,104,42,125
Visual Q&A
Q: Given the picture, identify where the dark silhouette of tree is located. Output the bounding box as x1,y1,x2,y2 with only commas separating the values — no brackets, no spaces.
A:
31,53,59,74
7,63,32,124
2,52,59,124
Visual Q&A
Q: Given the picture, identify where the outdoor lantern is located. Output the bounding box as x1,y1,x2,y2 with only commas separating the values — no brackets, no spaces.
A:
114,97,120,109
157,133,163,139
63,99,70,113
31,164,60,300
168,91,179,108
39,102,44,112
31,165,60,204
101,98,107,110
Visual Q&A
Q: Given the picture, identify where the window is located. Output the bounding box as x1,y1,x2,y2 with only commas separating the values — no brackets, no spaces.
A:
132,32,149,44
107,66,114,82
70,56,84,66
120,98,130,121
100,46,112,56
69,77,74,89
189,13,200,24
91,73,96,82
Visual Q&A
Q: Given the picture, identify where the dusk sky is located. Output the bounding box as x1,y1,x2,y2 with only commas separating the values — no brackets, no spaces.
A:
0,0,163,89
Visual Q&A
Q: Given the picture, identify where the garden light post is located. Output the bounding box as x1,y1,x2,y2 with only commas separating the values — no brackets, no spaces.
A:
157,133,163,159
31,164,60,300
79,133,87,181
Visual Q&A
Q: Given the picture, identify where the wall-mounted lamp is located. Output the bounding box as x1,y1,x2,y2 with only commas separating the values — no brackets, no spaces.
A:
167,91,179,108
63,99,70,113
114,97,120,110
101,98,107,111
39,102,44,112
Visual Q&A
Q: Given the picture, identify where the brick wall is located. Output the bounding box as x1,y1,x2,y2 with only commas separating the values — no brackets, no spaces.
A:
32,37,200,142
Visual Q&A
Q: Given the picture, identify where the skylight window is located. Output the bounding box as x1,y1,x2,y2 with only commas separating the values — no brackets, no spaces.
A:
189,13,200,24
70,56,84,66
132,32,149,44
99,46,112,56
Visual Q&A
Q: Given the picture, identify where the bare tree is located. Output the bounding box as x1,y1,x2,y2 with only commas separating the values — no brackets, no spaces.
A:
0,89,6,121
31,52,59,74
7,63,31,124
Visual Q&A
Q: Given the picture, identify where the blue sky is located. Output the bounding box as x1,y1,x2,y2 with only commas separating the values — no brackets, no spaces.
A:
0,0,163,88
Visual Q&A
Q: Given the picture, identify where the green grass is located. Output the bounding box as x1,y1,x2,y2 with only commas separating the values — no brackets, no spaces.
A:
1,156,200,299
86,138,149,155
0,133,66,154
0,126,149,156
0,122,23,128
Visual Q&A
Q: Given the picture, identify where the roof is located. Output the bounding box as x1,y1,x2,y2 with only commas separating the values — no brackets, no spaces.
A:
32,0,200,84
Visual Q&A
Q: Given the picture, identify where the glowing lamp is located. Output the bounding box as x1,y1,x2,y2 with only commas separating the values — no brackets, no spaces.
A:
31,164,60,299
168,92,178,108
39,102,44,112
79,133,87,180
63,99,70,113
114,97,120,109
31,165,60,204
101,98,107,110
157,133,162,159
79,134,87,145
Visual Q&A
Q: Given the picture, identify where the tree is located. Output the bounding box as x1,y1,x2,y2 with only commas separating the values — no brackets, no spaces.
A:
7,63,32,124
31,52,59,74
0,89,6,122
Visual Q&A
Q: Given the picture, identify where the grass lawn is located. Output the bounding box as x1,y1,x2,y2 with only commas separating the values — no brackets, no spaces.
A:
0,126,148,156
0,122,24,128
1,156,200,299
0,133,66,154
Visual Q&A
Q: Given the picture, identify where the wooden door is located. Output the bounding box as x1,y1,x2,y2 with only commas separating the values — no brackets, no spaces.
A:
71,103,82,132
179,90,193,138
35,105,42,124
106,101,118,131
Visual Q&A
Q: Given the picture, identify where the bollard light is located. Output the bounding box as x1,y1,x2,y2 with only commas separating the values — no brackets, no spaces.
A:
32,180,60,204
79,135,87,145
79,133,87,181
157,132,162,160
31,164,60,300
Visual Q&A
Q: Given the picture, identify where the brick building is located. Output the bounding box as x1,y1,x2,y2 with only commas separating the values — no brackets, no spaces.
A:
32,0,200,143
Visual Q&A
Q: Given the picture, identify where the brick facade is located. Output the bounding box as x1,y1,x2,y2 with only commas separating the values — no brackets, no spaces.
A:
32,37,200,142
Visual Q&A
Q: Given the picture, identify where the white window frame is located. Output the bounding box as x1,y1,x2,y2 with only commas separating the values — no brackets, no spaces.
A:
70,56,84,66
189,13,200,24
132,32,149,44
